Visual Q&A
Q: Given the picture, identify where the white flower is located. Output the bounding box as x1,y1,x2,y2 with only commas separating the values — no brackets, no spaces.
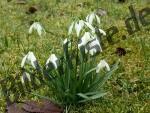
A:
96,60,110,73
68,20,85,37
21,51,38,69
46,54,58,69
78,32,94,48
29,22,46,37
86,12,100,25
68,19,101,36
85,38,102,56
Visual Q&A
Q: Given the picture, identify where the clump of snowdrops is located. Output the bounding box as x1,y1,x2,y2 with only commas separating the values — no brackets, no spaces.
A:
21,12,119,106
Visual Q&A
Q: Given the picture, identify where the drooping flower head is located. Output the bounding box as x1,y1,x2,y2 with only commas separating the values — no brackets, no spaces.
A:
96,60,110,73
86,12,100,25
46,54,59,70
29,22,46,37
68,20,85,37
21,51,40,70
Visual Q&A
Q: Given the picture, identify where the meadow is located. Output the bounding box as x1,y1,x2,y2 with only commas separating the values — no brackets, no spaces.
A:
0,0,150,112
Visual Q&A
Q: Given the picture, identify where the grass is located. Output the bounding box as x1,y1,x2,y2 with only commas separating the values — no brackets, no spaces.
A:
0,0,150,112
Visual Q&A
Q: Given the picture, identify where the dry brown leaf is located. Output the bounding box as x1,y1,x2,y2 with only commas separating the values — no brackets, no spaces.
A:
6,103,28,113
22,99,63,113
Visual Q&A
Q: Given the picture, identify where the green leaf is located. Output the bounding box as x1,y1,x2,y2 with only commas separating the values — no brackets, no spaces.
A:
90,92,107,100
84,67,96,77
77,93,90,100
83,91,103,96
78,92,107,103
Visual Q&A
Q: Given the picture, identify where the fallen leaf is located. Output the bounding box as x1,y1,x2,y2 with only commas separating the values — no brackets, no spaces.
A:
6,103,28,113
23,99,63,113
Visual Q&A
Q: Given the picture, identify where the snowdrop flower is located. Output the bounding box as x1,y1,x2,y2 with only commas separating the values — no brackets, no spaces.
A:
68,20,85,37
85,38,102,56
68,20,98,36
96,60,110,73
21,71,31,84
29,22,46,37
78,32,94,48
21,51,39,69
86,12,100,25
46,54,58,69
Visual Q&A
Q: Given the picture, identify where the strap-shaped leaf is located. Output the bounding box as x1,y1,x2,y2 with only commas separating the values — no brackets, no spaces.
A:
83,67,96,77
77,93,90,100
77,92,107,103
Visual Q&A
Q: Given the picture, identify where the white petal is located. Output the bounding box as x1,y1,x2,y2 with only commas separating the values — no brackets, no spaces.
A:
86,14,90,22
27,52,37,69
63,38,71,47
21,55,28,68
88,13,95,25
21,76,24,84
99,29,106,36
85,48,88,53
46,58,51,68
89,49,97,56
79,20,85,27
68,22,74,35
96,15,100,24
21,72,31,84
75,20,84,37
63,38,68,45
37,26,43,36
75,23,80,37
28,52,37,61
105,63,110,71
29,25,34,34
